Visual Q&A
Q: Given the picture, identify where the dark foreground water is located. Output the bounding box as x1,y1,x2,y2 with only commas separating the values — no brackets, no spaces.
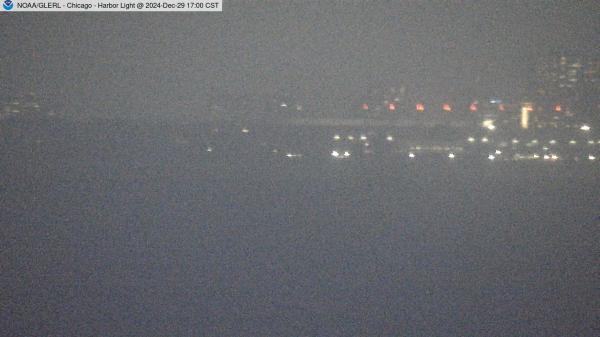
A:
1,118,598,336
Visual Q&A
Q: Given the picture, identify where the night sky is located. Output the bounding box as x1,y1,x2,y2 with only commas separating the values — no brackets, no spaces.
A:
2,1,599,115
2,2,600,336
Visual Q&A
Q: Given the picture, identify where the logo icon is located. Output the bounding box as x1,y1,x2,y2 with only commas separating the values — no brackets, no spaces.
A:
3,0,14,10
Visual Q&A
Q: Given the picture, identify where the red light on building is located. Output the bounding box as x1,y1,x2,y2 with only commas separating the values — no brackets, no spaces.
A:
469,103,477,112
416,103,425,112
388,103,396,111
442,103,451,112
362,103,369,110
498,104,505,112
554,105,562,112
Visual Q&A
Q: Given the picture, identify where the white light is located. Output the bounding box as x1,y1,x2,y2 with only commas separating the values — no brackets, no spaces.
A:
331,150,340,158
467,137,475,143
386,135,394,141
364,142,370,147
343,151,351,157
495,150,502,155
543,154,550,160
589,155,596,161
333,134,341,140
569,140,577,145
481,137,489,143
448,153,455,159
360,135,367,141
488,154,495,160
286,153,302,158
580,124,591,131
347,135,355,141
533,154,540,159
207,147,213,152
549,140,557,145
531,139,538,144
543,146,549,151
512,139,519,144
408,152,415,158
482,119,496,130
280,102,288,108
588,140,595,145
551,154,559,160
241,128,249,133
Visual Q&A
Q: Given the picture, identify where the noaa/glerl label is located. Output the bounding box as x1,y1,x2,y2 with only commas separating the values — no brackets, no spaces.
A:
1,0,221,11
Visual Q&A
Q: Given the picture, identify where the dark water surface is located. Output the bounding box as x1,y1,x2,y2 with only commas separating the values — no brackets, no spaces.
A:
1,118,598,336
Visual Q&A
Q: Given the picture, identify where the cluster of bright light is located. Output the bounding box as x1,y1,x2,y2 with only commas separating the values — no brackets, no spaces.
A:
588,140,595,145
333,134,341,140
488,154,495,161
543,154,559,161
512,139,519,144
495,150,502,155
286,153,302,158
386,135,394,142
569,140,577,145
549,140,557,145
481,137,489,143
408,152,415,158
448,153,455,159
467,137,475,143
580,124,591,131
347,135,355,141
360,135,367,141
206,147,213,152
331,150,350,158
589,155,597,161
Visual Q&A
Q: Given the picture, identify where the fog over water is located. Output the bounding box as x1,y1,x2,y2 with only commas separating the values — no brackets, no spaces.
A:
2,1,599,336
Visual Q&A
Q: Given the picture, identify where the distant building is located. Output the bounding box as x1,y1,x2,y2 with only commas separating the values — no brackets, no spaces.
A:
535,56,600,111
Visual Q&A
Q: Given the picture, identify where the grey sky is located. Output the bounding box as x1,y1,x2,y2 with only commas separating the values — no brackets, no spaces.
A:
2,1,599,116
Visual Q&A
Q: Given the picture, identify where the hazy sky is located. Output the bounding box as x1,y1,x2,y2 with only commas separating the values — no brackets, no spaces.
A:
2,0,599,116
